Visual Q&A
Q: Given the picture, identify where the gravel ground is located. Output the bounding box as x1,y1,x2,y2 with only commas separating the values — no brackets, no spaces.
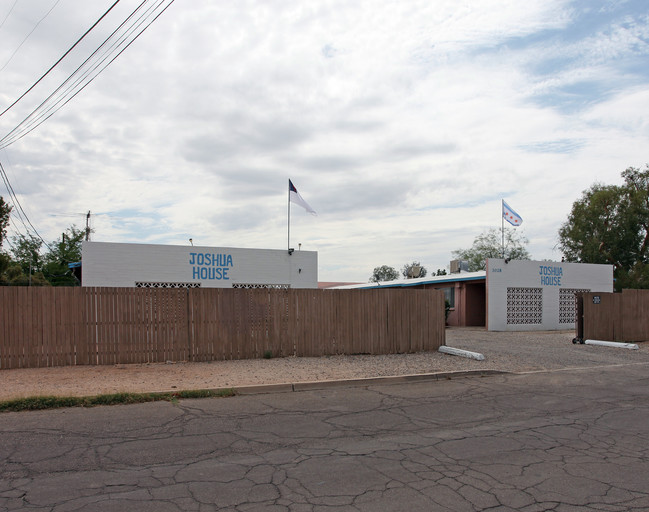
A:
449,328,649,371
1,328,648,400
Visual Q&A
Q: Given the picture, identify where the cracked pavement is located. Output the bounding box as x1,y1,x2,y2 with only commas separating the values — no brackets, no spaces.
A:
1,363,649,511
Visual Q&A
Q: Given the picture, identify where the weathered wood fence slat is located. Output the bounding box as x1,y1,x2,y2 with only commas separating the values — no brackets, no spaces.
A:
0,287,445,369
579,289,649,342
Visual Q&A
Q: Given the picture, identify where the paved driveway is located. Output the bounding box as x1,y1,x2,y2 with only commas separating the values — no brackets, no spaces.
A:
2,362,649,511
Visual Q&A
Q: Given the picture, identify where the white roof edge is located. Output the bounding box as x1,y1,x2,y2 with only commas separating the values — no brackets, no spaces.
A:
330,271,487,290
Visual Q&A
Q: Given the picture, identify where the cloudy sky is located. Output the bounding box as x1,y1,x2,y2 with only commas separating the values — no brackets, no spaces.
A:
0,0,647,282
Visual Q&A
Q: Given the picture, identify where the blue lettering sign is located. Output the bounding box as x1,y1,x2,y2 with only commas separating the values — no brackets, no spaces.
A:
189,252,233,280
539,265,563,276
539,265,564,286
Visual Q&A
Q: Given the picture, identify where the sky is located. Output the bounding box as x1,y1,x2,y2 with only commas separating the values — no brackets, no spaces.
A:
0,0,648,282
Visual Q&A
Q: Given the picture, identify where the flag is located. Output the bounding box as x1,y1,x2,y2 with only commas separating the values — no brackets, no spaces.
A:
502,200,522,226
289,180,317,215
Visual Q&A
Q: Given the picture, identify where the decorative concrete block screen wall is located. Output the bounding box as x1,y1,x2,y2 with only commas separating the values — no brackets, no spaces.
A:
486,259,613,331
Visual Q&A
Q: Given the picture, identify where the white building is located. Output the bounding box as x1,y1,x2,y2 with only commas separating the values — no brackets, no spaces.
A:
81,241,318,289
332,258,613,331
486,258,613,331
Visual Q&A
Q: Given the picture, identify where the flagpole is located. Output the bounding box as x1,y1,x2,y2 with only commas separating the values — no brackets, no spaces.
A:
287,179,291,252
501,199,505,259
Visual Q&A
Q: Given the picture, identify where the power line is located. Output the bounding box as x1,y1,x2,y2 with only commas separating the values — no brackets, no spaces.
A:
0,0,175,149
3,235,16,252
6,216,38,253
0,164,30,234
0,0,175,246
0,153,32,235
0,0,62,73
8,213,28,236
0,160,51,250
8,202,31,237
0,0,158,147
0,0,19,32
0,0,121,118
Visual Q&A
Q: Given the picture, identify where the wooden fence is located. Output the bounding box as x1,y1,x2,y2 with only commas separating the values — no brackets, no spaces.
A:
579,289,649,342
0,287,445,369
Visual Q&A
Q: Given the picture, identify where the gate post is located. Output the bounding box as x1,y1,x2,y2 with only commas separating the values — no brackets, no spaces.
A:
574,293,584,343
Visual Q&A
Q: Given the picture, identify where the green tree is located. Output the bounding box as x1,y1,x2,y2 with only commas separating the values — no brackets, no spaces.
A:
5,226,84,286
452,228,531,272
0,252,11,284
5,233,50,286
401,261,428,279
559,165,649,290
369,265,399,283
0,196,11,284
45,226,84,265
11,233,43,275
1,262,49,286
42,226,84,286
0,196,10,249
435,268,447,276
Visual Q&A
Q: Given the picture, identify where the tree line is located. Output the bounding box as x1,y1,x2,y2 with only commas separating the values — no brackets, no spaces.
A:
0,199,83,286
369,164,649,291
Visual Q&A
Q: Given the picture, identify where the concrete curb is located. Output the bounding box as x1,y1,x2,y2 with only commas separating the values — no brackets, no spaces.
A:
515,360,649,375
233,369,509,395
234,383,294,395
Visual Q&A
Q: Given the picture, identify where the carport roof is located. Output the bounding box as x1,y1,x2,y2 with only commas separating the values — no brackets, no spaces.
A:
331,271,486,290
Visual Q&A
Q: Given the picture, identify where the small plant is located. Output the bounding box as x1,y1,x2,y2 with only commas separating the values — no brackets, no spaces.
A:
178,388,235,399
263,350,273,359
0,388,236,413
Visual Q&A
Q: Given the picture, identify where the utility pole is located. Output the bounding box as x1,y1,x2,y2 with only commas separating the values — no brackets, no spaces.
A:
85,211,91,241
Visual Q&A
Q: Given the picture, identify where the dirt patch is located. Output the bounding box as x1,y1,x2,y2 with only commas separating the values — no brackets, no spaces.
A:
0,352,481,400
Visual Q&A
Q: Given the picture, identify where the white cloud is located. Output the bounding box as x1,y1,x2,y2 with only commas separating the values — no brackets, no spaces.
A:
0,0,648,281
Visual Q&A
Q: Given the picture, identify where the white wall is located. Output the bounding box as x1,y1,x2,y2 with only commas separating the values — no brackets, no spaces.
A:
82,241,318,288
486,258,613,331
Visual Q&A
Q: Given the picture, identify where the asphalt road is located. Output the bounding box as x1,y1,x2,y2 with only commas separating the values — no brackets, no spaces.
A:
2,363,649,511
